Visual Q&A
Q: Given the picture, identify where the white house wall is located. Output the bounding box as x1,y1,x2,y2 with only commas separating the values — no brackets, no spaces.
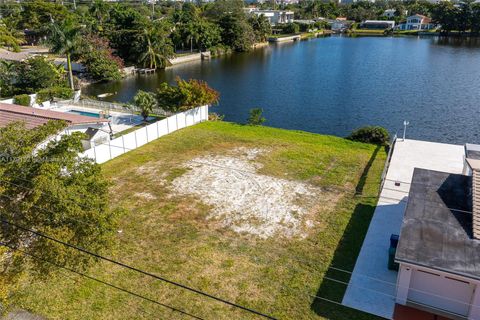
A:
397,263,480,319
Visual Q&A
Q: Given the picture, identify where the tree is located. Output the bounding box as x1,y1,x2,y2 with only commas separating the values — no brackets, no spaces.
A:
249,14,272,43
14,1,73,36
0,60,17,97
156,78,219,113
0,19,23,52
82,35,124,81
135,21,174,69
47,19,83,90
133,90,156,121
196,20,221,51
247,108,266,126
0,121,120,305
15,56,66,94
219,14,255,52
431,1,459,33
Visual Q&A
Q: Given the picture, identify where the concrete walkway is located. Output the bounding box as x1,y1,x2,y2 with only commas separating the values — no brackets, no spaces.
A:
342,139,465,319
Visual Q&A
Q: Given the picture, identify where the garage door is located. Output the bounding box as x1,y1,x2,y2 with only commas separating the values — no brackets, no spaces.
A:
408,269,474,317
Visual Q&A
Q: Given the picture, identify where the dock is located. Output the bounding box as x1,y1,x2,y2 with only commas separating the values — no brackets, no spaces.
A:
135,68,155,74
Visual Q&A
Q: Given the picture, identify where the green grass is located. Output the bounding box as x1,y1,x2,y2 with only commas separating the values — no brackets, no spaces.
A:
268,33,299,39
9,122,387,320
349,29,388,35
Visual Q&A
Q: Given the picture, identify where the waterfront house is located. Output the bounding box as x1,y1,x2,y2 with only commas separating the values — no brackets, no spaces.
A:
397,14,436,31
360,20,396,29
383,9,397,18
0,103,111,149
394,144,480,319
244,9,294,25
330,18,354,32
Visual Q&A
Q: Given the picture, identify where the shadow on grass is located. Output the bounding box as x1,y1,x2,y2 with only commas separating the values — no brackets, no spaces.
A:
311,145,386,320
355,145,382,195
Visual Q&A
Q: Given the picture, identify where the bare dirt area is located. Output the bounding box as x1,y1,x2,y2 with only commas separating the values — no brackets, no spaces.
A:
171,148,325,238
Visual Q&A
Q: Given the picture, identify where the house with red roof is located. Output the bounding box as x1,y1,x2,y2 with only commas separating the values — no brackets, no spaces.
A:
0,103,111,149
397,14,436,31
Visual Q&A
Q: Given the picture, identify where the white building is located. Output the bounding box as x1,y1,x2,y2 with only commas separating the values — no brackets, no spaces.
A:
383,9,397,18
361,20,396,29
394,144,480,319
397,14,436,30
244,9,294,25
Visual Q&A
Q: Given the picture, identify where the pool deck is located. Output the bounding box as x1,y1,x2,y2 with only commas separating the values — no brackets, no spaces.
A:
55,105,146,134
342,139,465,319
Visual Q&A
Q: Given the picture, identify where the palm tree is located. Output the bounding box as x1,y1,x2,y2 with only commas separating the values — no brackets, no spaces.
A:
137,21,174,69
47,19,82,90
133,90,156,121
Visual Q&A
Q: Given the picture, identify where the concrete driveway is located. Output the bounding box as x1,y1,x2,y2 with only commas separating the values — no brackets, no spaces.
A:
342,139,465,319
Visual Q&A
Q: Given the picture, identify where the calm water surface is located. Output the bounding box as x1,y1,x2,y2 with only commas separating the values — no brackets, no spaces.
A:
85,36,480,144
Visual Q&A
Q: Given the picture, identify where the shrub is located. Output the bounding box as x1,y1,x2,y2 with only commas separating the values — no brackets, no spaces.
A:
156,77,220,113
282,23,300,34
247,108,266,126
13,94,31,106
15,56,66,94
347,126,390,145
37,87,74,102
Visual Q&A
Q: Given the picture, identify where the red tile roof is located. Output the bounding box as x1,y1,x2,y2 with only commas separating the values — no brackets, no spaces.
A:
0,103,109,129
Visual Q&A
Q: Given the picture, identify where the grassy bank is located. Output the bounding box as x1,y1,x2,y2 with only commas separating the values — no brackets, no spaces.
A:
9,122,386,320
349,29,389,35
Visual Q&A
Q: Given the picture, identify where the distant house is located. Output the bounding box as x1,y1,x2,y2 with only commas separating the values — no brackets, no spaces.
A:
360,20,396,29
330,19,354,32
397,14,436,31
244,9,294,25
395,144,480,319
383,9,397,18
0,103,111,149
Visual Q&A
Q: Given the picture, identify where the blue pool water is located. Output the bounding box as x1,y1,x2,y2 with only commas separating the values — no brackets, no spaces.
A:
68,110,101,118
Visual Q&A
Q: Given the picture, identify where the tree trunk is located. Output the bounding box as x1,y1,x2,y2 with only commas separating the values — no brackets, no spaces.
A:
67,53,74,91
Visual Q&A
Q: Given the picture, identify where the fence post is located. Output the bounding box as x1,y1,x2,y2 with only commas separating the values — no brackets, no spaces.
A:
122,135,126,153
185,111,188,128
108,139,112,160
176,114,179,130
156,121,160,138
134,130,138,148
93,146,97,163
146,125,149,142
166,116,170,133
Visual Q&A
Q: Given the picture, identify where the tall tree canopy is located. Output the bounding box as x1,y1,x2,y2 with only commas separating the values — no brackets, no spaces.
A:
0,121,121,305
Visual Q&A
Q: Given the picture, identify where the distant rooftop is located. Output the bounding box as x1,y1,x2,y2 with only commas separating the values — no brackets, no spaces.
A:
395,168,480,280
0,103,109,129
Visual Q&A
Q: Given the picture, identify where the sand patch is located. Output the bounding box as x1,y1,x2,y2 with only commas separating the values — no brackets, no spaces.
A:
171,148,320,238
134,192,157,200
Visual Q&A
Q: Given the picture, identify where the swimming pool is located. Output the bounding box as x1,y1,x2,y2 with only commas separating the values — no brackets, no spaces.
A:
68,109,101,118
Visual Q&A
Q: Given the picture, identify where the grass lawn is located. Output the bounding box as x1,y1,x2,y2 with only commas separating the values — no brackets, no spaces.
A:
10,121,387,320
268,34,299,39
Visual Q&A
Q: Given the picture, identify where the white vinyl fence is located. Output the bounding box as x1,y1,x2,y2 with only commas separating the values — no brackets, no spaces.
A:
80,105,208,164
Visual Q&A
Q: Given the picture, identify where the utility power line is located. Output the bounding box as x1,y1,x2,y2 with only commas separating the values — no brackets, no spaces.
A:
0,217,278,320
0,241,205,320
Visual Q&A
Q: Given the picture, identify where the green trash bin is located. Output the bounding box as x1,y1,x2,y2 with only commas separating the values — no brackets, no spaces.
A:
388,246,399,271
